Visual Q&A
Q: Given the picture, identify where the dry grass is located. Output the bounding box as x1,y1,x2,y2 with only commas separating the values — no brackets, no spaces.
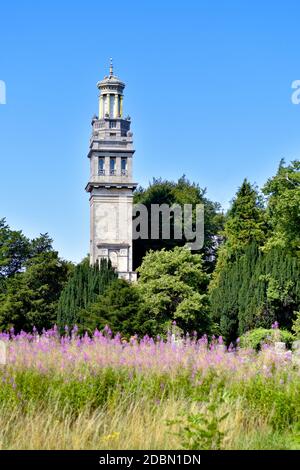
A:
0,398,297,450
0,398,188,450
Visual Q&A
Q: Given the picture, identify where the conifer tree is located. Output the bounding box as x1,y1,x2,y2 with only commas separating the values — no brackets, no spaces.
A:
80,279,142,336
222,179,266,255
210,242,300,342
210,180,267,342
57,258,116,331
210,170,300,342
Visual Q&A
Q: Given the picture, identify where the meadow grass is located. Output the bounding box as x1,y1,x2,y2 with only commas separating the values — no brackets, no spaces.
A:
0,396,298,450
0,328,299,450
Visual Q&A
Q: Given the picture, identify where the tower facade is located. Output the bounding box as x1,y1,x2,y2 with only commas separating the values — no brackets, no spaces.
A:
86,62,137,281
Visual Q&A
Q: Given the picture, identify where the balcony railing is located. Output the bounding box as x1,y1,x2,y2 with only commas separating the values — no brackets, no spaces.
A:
97,169,128,177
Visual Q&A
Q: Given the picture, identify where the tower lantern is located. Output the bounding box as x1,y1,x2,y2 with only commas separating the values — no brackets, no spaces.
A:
97,59,125,119
86,61,137,281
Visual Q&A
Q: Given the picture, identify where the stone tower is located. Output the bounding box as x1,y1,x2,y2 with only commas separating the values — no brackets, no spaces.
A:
86,61,137,281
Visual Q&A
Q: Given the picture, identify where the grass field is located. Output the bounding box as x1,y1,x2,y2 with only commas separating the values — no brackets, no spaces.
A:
0,328,299,450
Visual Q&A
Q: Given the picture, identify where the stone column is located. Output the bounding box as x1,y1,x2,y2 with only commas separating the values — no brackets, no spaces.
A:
116,156,121,176
104,156,109,175
114,94,119,118
107,94,110,116
99,95,103,118
94,155,98,178
127,156,132,178
120,96,123,117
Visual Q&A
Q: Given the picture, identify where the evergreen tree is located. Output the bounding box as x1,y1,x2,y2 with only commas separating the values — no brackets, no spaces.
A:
57,258,117,331
210,243,300,342
210,169,300,342
209,180,267,342
222,179,266,254
80,279,142,336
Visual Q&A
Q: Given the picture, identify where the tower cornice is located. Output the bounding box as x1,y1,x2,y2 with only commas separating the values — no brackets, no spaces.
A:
85,182,138,192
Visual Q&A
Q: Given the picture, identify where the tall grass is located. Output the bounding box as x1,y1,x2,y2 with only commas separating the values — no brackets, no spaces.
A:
0,397,298,450
0,328,299,450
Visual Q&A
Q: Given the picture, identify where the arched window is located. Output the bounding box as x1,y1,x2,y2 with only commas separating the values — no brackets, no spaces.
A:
109,251,118,268
98,158,105,175
121,158,127,176
110,157,116,175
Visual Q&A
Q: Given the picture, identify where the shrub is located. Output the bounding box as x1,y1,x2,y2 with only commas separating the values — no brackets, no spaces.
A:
292,311,300,339
239,328,294,350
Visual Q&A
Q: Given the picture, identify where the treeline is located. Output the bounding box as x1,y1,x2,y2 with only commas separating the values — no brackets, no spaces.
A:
0,222,72,331
210,159,300,342
0,162,299,341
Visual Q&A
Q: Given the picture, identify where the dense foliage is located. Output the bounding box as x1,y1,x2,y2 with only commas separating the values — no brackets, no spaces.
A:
239,327,295,350
136,246,211,336
210,243,300,341
0,222,71,331
263,159,300,252
70,246,212,338
78,279,142,336
57,258,117,331
210,162,300,342
292,311,300,339
133,176,224,271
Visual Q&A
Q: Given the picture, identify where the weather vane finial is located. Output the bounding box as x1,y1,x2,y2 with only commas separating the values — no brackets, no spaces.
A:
109,58,113,77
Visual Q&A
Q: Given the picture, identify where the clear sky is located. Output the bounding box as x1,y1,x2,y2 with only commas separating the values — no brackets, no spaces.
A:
1,0,300,262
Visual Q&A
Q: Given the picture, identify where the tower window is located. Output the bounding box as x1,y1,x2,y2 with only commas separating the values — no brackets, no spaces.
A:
121,158,127,176
110,157,116,175
98,158,105,175
109,121,116,128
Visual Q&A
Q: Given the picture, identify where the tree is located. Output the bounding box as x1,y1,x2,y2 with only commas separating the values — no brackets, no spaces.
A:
209,180,267,342
80,279,142,336
222,179,266,255
0,234,72,331
136,246,211,336
0,218,31,279
210,180,267,298
57,258,117,331
210,170,300,343
210,242,300,343
262,159,300,252
133,176,224,271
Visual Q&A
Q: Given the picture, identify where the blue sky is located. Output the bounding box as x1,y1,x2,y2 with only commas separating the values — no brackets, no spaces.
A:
1,0,300,262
